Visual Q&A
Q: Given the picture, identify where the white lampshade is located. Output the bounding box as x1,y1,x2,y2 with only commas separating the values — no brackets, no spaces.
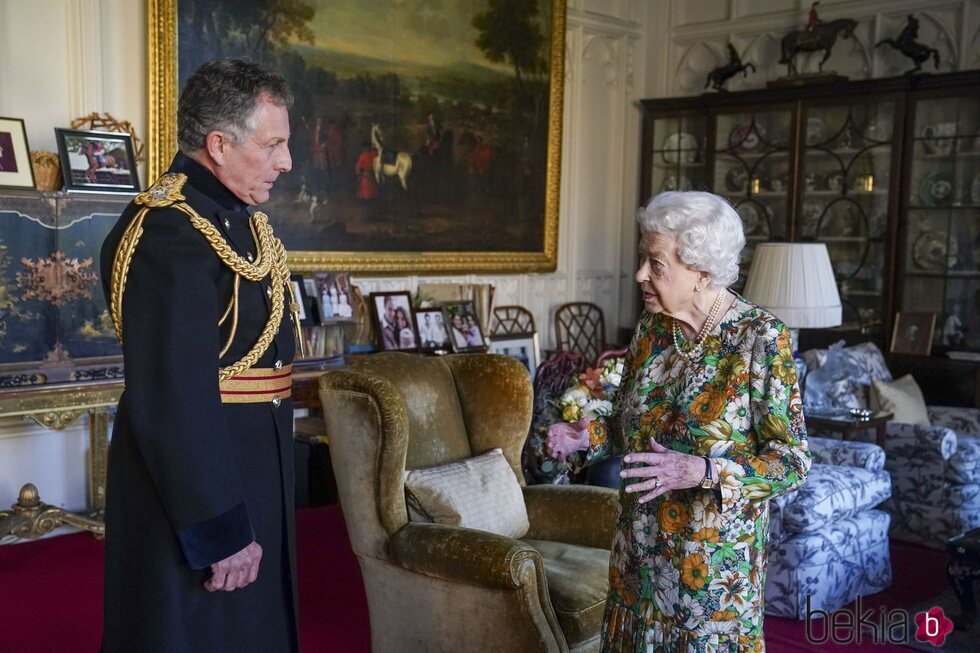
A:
743,243,842,328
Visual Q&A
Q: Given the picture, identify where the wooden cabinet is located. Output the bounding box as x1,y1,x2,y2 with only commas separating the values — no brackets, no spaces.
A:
640,70,980,353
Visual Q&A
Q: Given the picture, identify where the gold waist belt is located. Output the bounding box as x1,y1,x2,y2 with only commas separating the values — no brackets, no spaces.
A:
218,364,292,404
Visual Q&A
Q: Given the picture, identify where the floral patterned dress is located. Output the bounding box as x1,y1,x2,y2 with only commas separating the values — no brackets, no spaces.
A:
585,296,811,653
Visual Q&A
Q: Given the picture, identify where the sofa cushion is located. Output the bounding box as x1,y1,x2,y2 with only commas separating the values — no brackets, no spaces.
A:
405,448,529,538
871,375,930,425
779,463,891,535
803,341,893,409
524,538,609,648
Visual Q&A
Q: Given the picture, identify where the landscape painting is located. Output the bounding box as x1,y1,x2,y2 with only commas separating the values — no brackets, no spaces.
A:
150,0,564,272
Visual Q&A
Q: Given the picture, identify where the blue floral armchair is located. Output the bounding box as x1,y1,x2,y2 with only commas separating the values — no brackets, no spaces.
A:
802,342,980,549
766,436,892,618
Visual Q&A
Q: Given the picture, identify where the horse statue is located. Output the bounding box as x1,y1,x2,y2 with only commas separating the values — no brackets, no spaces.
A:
705,44,756,91
876,15,940,74
370,123,412,192
779,18,857,76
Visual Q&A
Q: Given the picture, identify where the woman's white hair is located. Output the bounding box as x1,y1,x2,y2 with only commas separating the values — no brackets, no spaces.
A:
637,191,745,288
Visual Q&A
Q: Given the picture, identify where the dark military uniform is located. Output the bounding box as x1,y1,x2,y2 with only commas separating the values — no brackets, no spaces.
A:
99,153,299,652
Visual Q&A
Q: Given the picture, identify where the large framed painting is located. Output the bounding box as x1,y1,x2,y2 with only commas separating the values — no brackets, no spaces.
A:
147,0,565,273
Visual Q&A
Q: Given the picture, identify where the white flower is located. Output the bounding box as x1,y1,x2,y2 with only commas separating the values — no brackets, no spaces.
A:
632,511,654,539
654,585,679,617
677,593,706,630
724,395,751,432
649,555,680,591
583,398,613,419
710,570,750,612
689,493,723,530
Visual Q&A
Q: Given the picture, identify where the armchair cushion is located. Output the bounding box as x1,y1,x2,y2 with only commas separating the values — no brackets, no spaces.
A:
524,539,609,647
405,448,529,539
778,463,891,535
949,435,980,484
803,341,893,409
871,375,930,425
807,436,885,472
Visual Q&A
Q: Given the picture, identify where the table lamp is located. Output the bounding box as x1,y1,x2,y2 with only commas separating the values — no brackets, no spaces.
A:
742,242,842,372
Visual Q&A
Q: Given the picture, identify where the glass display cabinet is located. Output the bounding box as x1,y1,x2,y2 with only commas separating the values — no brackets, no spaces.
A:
640,70,980,353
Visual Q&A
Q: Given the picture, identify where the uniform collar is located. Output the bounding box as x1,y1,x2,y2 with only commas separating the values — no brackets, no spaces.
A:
169,151,249,213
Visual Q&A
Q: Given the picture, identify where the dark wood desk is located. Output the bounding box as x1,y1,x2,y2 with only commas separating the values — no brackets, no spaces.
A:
805,411,893,448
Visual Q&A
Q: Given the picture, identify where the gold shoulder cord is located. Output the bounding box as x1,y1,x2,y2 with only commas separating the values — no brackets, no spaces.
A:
110,173,305,382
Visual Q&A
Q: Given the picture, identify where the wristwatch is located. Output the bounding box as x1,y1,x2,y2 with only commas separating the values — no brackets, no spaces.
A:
699,457,713,489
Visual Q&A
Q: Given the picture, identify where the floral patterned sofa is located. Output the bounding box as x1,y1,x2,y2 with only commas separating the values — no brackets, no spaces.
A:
801,341,980,549
765,436,892,619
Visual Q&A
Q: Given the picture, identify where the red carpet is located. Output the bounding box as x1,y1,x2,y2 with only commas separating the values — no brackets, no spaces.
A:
0,507,950,652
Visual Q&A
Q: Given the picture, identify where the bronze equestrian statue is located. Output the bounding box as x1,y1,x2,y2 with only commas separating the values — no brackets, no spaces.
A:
779,7,857,77
876,15,941,74
705,44,756,91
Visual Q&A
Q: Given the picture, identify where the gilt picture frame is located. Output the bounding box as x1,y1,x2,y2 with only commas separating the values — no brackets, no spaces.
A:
146,0,564,273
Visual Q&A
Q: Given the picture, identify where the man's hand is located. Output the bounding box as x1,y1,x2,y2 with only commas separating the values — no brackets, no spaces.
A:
205,541,262,592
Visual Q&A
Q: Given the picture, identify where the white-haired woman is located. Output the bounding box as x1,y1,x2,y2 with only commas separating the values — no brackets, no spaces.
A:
548,191,810,653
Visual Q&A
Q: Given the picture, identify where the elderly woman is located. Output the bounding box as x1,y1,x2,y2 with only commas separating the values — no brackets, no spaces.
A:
548,191,810,653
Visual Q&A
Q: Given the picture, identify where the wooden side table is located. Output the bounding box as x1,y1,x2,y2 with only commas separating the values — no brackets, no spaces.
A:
948,528,980,630
804,411,894,448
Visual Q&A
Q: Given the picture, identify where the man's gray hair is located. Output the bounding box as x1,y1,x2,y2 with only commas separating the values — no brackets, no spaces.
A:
637,191,745,288
177,58,294,154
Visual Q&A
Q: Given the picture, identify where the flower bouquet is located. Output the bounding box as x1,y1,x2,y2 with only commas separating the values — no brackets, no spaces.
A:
525,356,626,485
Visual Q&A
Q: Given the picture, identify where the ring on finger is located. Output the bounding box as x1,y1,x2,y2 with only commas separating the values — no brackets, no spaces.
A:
652,476,660,489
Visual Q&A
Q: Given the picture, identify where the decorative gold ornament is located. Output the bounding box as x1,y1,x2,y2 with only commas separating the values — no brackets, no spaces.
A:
16,252,99,307
0,483,104,540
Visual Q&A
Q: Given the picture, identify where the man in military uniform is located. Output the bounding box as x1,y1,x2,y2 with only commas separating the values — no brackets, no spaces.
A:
99,58,300,652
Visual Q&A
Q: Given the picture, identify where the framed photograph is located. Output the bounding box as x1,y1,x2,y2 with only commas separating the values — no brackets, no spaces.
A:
54,128,140,193
488,333,540,382
415,308,452,354
290,274,318,326
314,272,356,323
370,291,418,352
890,312,936,355
443,301,486,353
0,117,36,190
147,0,565,273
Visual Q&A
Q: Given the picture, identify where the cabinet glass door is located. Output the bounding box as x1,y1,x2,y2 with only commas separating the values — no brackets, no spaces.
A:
712,108,794,286
902,94,980,351
797,100,897,334
648,115,708,200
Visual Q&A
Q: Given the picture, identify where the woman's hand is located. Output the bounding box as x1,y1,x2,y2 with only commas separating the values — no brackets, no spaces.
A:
545,417,590,461
619,438,706,504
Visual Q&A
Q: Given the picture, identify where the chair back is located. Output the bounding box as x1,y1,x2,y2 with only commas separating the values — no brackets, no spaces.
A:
490,305,536,337
318,353,533,555
595,346,629,370
554,302,606,363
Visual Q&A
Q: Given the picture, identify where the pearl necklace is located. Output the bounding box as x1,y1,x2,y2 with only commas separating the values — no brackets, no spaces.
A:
672,289,725,361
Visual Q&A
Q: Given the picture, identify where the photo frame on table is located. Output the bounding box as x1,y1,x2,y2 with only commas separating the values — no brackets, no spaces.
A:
488,333,540,381
314,272,357,323
414,308,452,354
890,312,936,355
54,128,139,193
290,274,317,326
370,291,418,352
443,301,486,353
147,0,565,273
0,117,36,190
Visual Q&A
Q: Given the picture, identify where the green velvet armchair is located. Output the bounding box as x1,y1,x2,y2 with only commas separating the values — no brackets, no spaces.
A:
318,352,618,652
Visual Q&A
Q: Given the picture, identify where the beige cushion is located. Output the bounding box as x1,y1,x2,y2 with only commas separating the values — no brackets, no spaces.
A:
870,374,930,426
405,448,529,538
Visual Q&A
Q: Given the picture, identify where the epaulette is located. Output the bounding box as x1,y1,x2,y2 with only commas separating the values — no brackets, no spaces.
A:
134,172,188,208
